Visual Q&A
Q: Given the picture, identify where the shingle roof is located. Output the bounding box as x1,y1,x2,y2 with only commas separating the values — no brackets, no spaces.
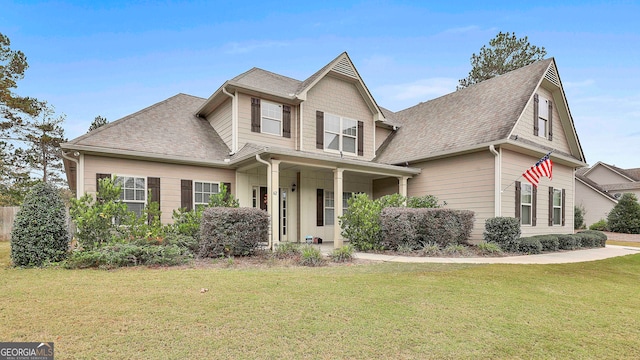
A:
375,58,554,164
230,68,301,98
575,173,618,200
62,94,230,162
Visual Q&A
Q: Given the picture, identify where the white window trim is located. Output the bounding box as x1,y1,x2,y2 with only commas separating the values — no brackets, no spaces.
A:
324,112,358,156
553,188,563,226
194,180,221,206
114,175,147,217
521,183,533,226
537,95,550,139
325,190,335,226
261,100,283,136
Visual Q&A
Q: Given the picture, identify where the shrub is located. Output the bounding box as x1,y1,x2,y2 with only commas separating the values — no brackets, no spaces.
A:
532,235,559,252
483,217,521,252
65,243,192,269
517,237,542,254
299,245,324,267
577,230,607,247
274,242,301,259
380,207,475,249
340,193,385,251
607,193,640,234
330,245,354,263
443,244,471,256
163,233,200,254
477,241,503,255
574,205,585,230
557,234,577,250
576,233,596,248
420,242,441,256
589,219,608,231
407,194,441,208
396,242,415,254
199,207,268,258
11,182,70,267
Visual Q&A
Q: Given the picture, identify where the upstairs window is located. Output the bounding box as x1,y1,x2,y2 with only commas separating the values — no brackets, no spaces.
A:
251,98,291,138
322,112,358,155
261,100,282,136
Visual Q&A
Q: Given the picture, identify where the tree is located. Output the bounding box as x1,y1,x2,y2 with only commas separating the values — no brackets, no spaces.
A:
0,32,42,134
10,182,70,267
458,31,547,89
607,193,640,234
16,103,67,186
87,115,108,133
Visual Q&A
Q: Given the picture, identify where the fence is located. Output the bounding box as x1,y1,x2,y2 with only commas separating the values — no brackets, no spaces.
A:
0,207,19,241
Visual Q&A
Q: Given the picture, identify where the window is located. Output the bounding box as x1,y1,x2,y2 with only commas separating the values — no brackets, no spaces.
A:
343,192,354,209
325,191,335,225
324,113,358,155
194,181,219,206
553,189,562,225
538,95,549,138
521,183,533,225
115,176,146,217
261,100,282,136
534,94,553,140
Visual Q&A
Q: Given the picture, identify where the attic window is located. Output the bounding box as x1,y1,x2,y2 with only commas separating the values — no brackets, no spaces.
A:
534,94,553,140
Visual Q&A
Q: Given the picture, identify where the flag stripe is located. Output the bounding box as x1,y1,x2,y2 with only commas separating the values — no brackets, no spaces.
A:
522,152,553,187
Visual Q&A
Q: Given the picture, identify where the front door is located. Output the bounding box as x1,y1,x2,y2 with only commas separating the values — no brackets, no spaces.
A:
279,188,288,242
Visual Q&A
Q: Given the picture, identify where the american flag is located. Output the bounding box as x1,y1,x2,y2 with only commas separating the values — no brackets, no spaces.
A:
522,152,553,187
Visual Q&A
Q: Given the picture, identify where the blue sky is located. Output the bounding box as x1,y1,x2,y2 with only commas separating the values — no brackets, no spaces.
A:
2,0,639,168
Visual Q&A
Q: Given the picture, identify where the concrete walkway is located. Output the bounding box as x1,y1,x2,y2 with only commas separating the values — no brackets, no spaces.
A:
318,242,640,264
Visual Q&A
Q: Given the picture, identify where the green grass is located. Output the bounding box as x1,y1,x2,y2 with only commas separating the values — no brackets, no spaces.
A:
2,241,640,359
607,240,640,247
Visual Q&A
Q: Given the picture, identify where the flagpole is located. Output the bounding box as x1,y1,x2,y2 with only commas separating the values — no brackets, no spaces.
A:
501,150,555,192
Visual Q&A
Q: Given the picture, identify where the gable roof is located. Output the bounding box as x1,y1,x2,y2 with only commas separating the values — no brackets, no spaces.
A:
374,58,584,165
62,94,231,163
583,161,640,182
575,174,618,202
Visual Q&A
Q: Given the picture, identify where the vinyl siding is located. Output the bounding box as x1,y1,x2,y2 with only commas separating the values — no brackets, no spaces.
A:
575,179,616,227
373,177,399,199
375,126,393,151
207,98,232,149
83,155,235,224
237,93,297,150
407,151,495,241
586,165,633,185
501,149,574,236
513,86,571,154
303,75,375,160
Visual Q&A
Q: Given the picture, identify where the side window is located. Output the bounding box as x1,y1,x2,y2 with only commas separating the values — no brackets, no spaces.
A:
520,183,533,225
325,191,335,226
194,181,220,206
114,176,146,217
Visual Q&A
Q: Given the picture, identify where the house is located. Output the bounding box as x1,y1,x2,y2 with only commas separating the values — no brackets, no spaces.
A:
61,52,587,248
575,162,640,227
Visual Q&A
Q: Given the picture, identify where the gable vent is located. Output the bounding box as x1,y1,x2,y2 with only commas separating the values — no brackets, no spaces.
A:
332,57,357,78
544,66,561,87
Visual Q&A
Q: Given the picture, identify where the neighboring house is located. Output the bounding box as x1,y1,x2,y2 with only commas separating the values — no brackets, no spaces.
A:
61,52,587,247
575,162,640,227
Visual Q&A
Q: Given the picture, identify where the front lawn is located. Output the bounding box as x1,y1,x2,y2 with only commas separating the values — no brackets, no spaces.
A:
1,241,640,359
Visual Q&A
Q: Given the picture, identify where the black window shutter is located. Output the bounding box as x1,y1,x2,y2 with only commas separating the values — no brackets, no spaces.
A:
317,189,324,226
96,173,111,203
147,177,161,224
532,185,537,227
316,111,324,149
515,181,521,220
561,189,566,226
283,105,291,138
222,182,232,202
181,179,193,211
251,98,261,133
548,186,554,226
548,100,553,141
533,94,539,136
357,121,364,156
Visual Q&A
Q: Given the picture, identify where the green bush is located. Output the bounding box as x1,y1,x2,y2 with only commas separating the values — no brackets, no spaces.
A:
406,194,441,208
557,234,577,250
576,232,596,248
396,242,415,254
380,207,474,249
11,182,70,267
477,241,503,255
483,217,521,252
339,193,385,251
65,243,192,269
577,230,607,247
530,235,559,252
273,242,301,259
574,205,585,230
607,193,640,234
589,219,608,231
420,242,441,256
299,245,324,267
199,207,268,258
517,237,542,254
330,245,354,263
442,244,471,256
163,233,200,255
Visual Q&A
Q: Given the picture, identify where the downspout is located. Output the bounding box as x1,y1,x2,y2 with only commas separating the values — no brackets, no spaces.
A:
61,151,81,199
221,86,237,154
255,154,273,250
489,145,501,217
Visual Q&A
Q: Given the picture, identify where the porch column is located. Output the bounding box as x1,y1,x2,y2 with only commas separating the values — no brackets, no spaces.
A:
398,176,409,203
271,159,281,249
333,168,344,249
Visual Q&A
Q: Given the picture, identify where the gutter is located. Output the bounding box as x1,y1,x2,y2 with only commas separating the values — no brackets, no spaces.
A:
489,145,501,216
221,86,238,154
61,150,81,197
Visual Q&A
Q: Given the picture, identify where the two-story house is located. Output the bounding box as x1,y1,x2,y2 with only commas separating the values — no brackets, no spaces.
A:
61,52,587,247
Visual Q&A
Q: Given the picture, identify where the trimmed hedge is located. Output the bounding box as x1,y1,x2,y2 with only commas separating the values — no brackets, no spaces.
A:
483,217,521,252
577,230,607,247
199,207,269,258
518,237,543,254
380,208,475,249
530,235,560,252
556,234,577,250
